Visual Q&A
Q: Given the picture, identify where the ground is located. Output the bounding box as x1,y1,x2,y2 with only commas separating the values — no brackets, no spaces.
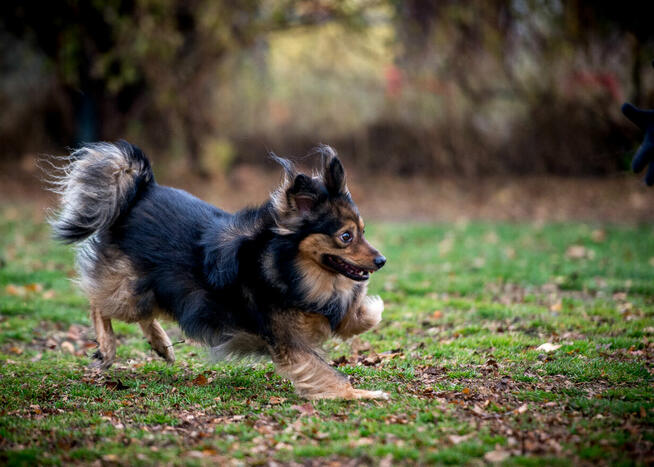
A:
0,205,653,466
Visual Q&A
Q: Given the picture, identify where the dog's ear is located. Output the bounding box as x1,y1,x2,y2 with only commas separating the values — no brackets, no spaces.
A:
287,174,319,215
319,145,347,196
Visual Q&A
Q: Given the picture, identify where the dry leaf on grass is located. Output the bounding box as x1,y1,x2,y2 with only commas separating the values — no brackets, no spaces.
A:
448,433,474,445
103,380,128,391
291,403,316,416
536,343,561,352
60,341,75,354
484,449,511,463
514,403,528,414
191,374,208,386
566,245,594,259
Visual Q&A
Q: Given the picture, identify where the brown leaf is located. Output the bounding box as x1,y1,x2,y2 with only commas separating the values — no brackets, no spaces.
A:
104,380,128,391
42,290,56,300
566,245,594,259
514,403,528,414
432,310,443,319
45,338,58,349
269,396,286,405
332,355,350,366
591,229,606,243
66,325,83,341
484,449,510,463
361,352,381,366
191,374,209,386
5,284,23,296
60,341,75,354
448,433,474,445
8,346,23,355
291,403,316,416
25,283,43,293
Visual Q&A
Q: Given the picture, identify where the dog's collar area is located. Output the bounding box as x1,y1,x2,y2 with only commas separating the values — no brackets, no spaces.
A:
321,254,371,281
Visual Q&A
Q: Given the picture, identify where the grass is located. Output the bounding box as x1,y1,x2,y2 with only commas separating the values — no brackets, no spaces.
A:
1,205,653,465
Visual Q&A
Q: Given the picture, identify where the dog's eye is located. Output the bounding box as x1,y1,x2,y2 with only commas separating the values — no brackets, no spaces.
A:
339,231,353,244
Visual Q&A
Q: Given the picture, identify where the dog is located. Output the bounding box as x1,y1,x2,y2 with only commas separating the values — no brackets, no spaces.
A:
49,141,388,400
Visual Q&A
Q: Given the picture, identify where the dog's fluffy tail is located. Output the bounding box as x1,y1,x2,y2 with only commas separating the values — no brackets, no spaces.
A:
48,140,154,243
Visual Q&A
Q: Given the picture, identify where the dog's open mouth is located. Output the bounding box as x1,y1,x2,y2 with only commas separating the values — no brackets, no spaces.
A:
322,254,372,281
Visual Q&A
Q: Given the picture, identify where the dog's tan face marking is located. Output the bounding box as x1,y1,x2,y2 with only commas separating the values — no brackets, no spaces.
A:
298,200,382,276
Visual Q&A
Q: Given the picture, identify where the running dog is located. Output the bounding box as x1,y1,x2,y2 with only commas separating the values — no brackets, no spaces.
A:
49,141,388,400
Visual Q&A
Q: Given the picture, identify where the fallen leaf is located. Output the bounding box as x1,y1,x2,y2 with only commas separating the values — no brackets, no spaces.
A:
269,396,286,405
536,343,561,353
432,310,443,319
42,290,56,300
462,387,471,395
45,338,58,349
291,403,316,416
8,346,23,355
566,245,594,259
350,437,374,447
5,284,23,296
514,403,528,414
361,352,381,366
191,374,209,386
60,341,75,354
25,283,43,293
484,449,511,463
591,229,606,243
550,302,562,312
104,380,128,391
67,325,82,340
448,433,474,445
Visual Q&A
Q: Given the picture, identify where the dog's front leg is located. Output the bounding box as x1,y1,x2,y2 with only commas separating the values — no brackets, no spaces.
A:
271,343,388,400
334,294,384,340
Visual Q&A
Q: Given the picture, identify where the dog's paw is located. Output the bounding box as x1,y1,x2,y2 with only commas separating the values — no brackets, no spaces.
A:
306,388,390,400
362,295,384,327
350,389,390,400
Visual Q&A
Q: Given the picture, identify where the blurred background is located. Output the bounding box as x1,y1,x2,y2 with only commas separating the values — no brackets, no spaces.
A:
1,0,653,221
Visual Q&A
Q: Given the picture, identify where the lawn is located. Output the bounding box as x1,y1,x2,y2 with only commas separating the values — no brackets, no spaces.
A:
1,205,653,465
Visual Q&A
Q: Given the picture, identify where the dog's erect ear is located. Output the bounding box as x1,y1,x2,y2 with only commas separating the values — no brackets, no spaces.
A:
287,174,319,215
318,145,347,195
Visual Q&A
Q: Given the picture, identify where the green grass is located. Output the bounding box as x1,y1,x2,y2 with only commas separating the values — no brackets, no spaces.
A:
1,206,653,465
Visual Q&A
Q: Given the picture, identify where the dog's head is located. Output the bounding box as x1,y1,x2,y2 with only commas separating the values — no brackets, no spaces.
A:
270,145,386,283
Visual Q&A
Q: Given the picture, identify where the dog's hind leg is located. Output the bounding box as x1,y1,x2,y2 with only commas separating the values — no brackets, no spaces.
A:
139,319,175,363
90,307,116,369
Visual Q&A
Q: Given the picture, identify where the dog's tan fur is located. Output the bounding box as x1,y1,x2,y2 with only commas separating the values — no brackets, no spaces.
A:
269,312,387,400
83,249,174,368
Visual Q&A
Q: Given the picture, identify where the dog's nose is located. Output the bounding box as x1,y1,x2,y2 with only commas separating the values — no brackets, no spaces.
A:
374,255,386,269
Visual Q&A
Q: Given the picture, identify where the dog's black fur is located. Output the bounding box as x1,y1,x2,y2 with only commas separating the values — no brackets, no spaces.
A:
50,141,388,399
